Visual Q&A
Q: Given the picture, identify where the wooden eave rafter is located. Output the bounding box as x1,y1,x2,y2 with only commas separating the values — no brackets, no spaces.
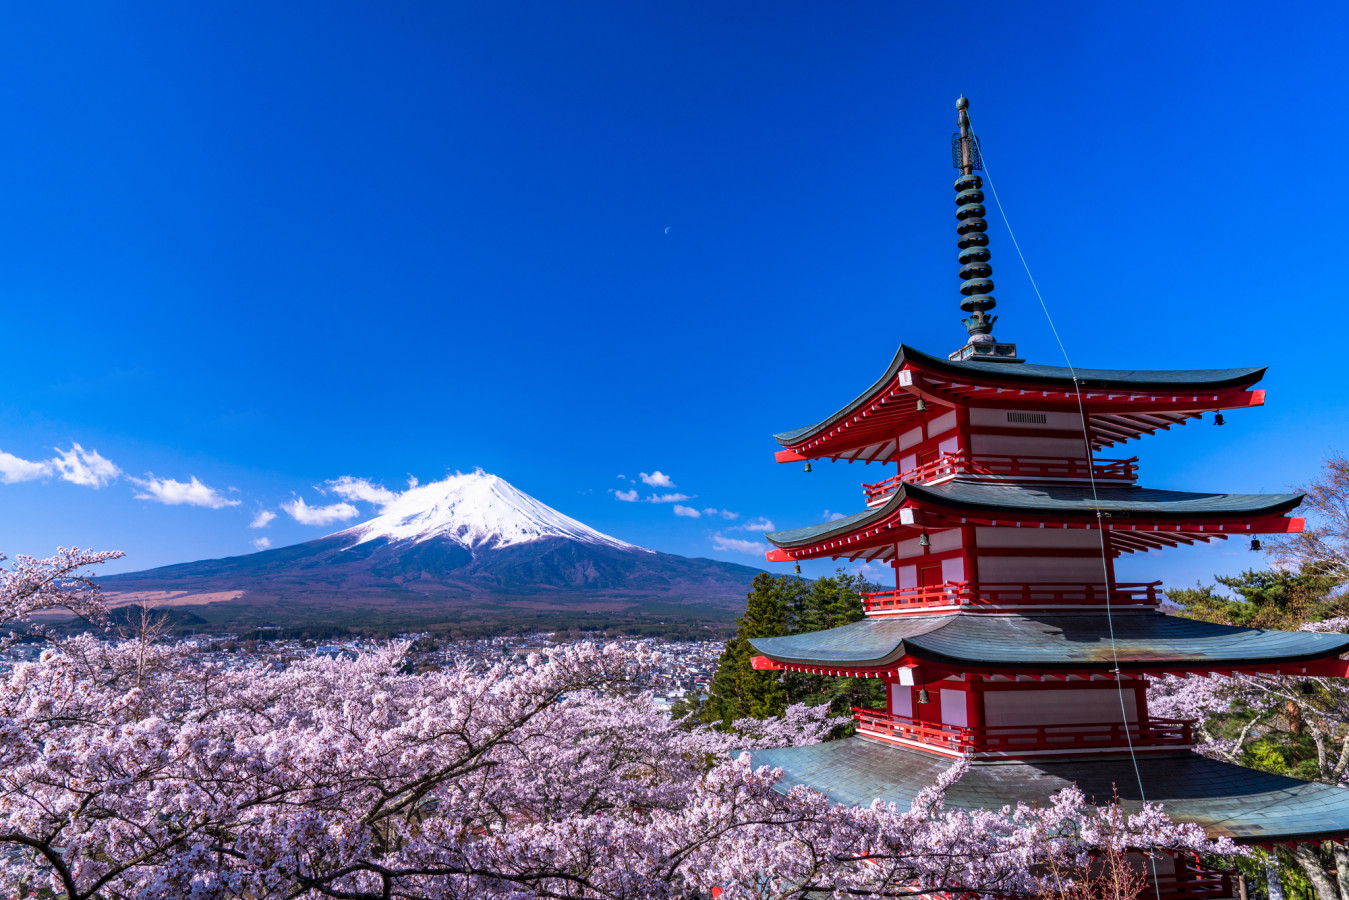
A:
777,387,926,463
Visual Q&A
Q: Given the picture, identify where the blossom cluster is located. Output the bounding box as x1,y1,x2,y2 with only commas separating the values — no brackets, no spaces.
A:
0,549,1236,899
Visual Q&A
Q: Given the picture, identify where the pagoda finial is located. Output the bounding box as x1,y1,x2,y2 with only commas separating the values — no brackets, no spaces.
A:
948,96,1021,363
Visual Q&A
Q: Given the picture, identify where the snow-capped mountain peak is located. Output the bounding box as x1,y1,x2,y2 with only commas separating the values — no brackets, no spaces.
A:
333,470,646,553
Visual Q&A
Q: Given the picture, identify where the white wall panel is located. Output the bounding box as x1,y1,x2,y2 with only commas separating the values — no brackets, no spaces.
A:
983,688,1137,727
941,557,965,583
930,529,962,553
969,434,1089,458
969,408,1084,430
976,528,1103,549
898,427,924,451
928,410,958,437
940,689,968,727
977,557,1107,583
890,684,913,718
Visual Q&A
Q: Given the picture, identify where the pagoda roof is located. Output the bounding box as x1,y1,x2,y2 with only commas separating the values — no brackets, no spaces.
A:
747,610,1349,672
745,737,1349,844
774,345,1268,455
765,481,1303,555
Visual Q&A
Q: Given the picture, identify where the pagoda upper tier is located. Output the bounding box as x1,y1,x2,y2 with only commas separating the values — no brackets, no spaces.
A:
773,345,1266,461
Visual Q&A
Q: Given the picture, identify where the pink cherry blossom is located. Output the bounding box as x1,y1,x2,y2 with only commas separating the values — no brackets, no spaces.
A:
0,548,1238,898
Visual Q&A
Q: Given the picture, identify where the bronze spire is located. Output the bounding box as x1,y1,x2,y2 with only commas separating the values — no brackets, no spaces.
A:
948,96,1020,363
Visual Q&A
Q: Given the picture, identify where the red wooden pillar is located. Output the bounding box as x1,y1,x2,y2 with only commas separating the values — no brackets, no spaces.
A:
965,676,985,743
962,524,979,591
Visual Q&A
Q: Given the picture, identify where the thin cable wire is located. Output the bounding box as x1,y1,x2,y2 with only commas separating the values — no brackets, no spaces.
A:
980,155,1165,890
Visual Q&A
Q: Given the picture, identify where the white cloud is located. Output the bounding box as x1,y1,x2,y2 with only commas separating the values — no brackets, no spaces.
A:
673,505,701,518
251,537,272,550
852,561,888,582
51,443,121,487
646,492,694,503
0,450,52,484
640,471,676,488
0,442,122,488
283,497,361,526
131,475,241,509
741,517,776,532
712,534,766,555
407,475,419,489
327,475,398,509
824,510,847,522
701,508,741,520
614,488,639,502
250,509,277,529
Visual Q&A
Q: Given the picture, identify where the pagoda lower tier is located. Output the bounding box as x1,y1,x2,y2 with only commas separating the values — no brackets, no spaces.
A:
746,738,1349,846
747,610,1349,850
749,609,1349,676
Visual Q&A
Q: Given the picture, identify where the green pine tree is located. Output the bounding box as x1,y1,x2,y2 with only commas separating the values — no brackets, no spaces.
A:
1169,566,1339,629
703,573,799,725
703,569,886,728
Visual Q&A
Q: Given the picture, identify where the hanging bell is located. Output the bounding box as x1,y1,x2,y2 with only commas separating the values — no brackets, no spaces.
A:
1250,538,1262,551
917,688,930,704
1214,413,1226,426
794,562,802,574
804,461,812,473
915,398,927,413
919,531,931,548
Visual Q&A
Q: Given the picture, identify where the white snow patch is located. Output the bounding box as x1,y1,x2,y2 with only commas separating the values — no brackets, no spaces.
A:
331,470,650,553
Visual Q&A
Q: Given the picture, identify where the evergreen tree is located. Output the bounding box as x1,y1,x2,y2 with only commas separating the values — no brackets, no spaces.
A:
703,573,799,724
703,569,886,728
1169,566,1340,629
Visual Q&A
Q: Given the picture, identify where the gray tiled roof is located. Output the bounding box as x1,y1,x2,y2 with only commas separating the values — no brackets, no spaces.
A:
764,481,1302,548
748,610,1349,670
746,737,1349,843
774,345,1267,446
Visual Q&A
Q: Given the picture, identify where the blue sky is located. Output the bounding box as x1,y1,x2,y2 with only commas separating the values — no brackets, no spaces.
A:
0,1,1343,591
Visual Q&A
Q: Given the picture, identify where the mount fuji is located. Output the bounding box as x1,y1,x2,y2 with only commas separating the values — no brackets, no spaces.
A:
99,471,764,629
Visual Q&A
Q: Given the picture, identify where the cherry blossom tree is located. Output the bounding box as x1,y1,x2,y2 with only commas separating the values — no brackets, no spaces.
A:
1149,622,1349,900
0,546,121,647
1274,451,1349,585
1,547,1237,899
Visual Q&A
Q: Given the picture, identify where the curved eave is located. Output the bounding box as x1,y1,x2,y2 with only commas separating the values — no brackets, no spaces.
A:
748,612,1349,672
765,488,907,549
764,482,1305,561
900,345,1267,393
772,344,1268,452
905,481,1305,521
773,346,910,447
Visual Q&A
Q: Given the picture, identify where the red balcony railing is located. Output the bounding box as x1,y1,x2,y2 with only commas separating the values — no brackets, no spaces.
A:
861,581,1161,614
863,452,1139,503
1142,862,1236,900
850,708,1194,755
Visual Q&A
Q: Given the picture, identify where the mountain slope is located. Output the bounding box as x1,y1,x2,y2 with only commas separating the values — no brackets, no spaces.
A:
99,471,764,621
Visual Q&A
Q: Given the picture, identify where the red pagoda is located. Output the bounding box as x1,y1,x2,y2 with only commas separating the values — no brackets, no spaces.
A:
746,97,1349,898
